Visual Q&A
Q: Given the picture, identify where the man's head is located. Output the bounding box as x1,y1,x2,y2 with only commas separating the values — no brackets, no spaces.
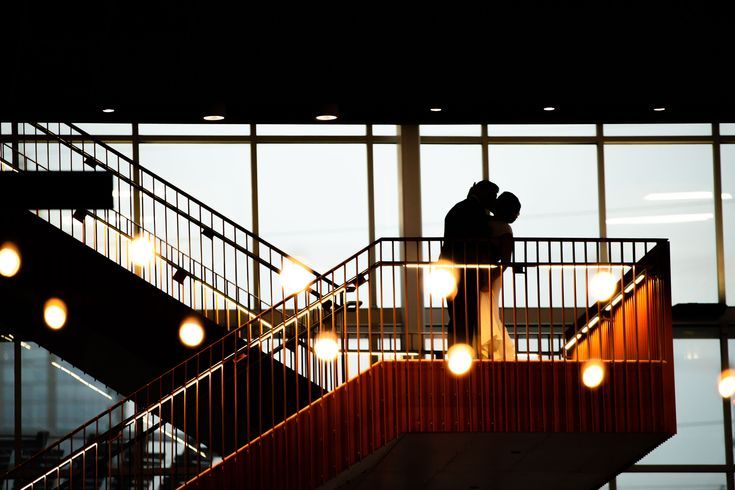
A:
495,191,521,223
467,180,499,212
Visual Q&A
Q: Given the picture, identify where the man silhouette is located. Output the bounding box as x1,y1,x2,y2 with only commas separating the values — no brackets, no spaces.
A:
440,180,499,349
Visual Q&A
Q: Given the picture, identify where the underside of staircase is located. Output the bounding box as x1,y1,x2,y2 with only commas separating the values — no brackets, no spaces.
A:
0,209,224,395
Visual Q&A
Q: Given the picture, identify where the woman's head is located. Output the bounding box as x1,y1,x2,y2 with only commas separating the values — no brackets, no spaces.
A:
495,192,521,223
467,180,499,212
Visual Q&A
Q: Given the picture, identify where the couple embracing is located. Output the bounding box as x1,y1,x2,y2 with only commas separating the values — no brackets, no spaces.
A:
439,180,521,360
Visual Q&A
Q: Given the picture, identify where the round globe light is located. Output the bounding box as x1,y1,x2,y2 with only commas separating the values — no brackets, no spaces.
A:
279,258,312,296
446,343,474,376
582,359,605,388
0,242,21,277
718,369,735,398
130,235,155,266
425,264,458,300
314,331,340,362
590,270,617,302
44,298,67,330
179,318,205,348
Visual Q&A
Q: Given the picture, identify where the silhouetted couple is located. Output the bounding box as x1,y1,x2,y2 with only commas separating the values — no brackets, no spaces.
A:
440,180,521,360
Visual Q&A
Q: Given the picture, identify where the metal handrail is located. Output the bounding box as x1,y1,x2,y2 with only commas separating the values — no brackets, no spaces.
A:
0,145,266,321
27,122,295,276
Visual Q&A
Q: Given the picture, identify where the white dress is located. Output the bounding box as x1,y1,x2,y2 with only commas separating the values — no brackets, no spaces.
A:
479,220,516,360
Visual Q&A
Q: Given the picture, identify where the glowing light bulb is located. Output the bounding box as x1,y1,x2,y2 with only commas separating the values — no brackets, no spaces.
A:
582,359,605,388
44,298,67,330
446,343,474,376
590,270,617,302
279,258,312,296
314,331,340,362
130,235,155,266
719,369,735,398
425,262,458,300
0,242,21,277
179,317,205,348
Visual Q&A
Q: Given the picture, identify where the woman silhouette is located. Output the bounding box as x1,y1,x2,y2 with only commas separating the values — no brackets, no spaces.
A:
479,191,521,360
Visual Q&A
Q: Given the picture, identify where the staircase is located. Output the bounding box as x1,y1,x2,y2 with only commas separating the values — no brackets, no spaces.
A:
0,122,323,329
1,236,676,490
0,122,326,484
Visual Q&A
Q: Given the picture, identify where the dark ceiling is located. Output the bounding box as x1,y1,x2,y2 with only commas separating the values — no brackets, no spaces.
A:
3,3,732,125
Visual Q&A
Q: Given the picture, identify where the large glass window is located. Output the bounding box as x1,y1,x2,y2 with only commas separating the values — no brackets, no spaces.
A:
639,339,724,464
420,145,483,237
73,123,132,135
0,341,120,445
139,144,252,229
604,124,712,137
722,146,735,305
139,124,249,136
420,125,482,136
604,145,717,304
616,472,726,489
488,144,599,237
373,145,399,239
256,125,365,136
488,124,595,137
0,339,14,435
257,144,368,271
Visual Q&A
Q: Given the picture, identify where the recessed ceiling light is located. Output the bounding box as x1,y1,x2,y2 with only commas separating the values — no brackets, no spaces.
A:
102,108,115,113
316,103,339,121
203,115,225,121
543,106,556,111
430,107,442,112
653,107,666,112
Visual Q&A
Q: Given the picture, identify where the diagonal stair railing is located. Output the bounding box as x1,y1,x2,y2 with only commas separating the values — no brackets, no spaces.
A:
0,236,674,490
0,122,326,329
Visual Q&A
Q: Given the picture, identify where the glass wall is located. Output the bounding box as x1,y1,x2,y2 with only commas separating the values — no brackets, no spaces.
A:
604,144,717,304
4,122,734,487
0,339,121,455
373,144,400,239
639,339,725,464
420,144,483,237
616,472,727,489
722,146,735,305
257,144,368,271
140,144,252,229
488,144,599,237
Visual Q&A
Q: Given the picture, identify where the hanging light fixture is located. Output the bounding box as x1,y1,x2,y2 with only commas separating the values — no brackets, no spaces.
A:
279,257,312,296
581,359,605,388
590,269,617,302
179,317,205,348
44,298,68,330
446,343,474,376
314,331,340,361
0,242,21,277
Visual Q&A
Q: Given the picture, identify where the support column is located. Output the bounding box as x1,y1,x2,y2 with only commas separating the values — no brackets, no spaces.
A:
14,336,21,465
397,125,424,352
250,125,261,309
712,123,726,304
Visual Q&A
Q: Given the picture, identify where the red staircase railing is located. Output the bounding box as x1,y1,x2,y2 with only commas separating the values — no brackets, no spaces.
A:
0,237,674,489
